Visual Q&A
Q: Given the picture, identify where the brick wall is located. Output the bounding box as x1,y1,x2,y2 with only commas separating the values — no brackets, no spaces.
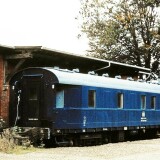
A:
0,54,9,125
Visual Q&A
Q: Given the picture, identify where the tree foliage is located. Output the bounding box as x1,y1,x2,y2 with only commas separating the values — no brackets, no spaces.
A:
79,0,160,72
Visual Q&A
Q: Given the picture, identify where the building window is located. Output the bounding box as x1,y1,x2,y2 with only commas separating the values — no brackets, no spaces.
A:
151,96,156,109
141,95,146,109
117,93,123,108
88,90,96,107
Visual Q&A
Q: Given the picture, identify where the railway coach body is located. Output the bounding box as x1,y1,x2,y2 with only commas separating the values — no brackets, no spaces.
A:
9,67,160,145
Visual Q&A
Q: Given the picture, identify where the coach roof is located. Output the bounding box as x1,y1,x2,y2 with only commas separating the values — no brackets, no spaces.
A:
44,68,160,94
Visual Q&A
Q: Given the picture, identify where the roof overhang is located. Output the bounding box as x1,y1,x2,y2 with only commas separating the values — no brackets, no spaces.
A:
14,46,151,75
0,44,15,52
1,45,151,77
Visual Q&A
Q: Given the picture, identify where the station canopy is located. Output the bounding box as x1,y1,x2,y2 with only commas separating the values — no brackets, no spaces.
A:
0,45,151,79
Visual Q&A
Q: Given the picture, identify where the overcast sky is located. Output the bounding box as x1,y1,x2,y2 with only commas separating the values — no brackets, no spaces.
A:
0,0,89,55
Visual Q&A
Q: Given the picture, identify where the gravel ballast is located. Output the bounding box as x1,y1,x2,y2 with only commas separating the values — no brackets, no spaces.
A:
1,138,160,160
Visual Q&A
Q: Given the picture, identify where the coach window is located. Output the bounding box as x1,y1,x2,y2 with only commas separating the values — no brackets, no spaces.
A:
29,85,38,100
88,90,96,108
141,95,146,109
117,93,123,109
56,90,64,108
151,96,156,109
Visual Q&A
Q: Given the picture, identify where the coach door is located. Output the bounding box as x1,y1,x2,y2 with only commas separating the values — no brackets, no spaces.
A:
22,77,43,127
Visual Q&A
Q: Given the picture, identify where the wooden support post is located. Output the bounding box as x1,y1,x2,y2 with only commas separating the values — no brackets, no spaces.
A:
5,59,26,82
4,50,33,83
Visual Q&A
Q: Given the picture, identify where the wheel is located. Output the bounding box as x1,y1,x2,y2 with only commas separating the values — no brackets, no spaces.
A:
104,137,109,144
69,139,74,147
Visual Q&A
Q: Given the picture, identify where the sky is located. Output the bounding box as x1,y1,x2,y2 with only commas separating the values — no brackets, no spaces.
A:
0,0,89,55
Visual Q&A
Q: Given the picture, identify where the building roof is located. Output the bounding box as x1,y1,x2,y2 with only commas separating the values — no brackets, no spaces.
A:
0,45,151,77
14,46,151,75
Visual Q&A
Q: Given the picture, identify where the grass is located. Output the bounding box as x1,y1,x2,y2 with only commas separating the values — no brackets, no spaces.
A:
0,136,40,154
0,127,40,154
0,128,16,153
8,145,39,154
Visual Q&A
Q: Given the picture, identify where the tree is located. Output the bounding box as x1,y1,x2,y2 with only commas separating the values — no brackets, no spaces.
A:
79,0,160,73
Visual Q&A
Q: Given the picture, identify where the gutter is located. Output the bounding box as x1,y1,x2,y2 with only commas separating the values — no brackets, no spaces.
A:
94,62,111,72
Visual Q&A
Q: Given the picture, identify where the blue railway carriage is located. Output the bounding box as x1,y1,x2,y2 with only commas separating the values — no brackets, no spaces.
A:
9,67,160,146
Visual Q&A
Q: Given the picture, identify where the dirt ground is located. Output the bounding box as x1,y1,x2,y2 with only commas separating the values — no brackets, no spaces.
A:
1,138,160,160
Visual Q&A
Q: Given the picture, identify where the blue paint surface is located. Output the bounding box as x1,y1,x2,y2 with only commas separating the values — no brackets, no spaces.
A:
52,85,160,130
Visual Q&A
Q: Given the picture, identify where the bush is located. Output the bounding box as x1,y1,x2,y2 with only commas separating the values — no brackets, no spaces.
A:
0,128,16,153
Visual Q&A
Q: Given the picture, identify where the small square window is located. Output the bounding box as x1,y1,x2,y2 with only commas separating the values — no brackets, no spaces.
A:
88,90,96,107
